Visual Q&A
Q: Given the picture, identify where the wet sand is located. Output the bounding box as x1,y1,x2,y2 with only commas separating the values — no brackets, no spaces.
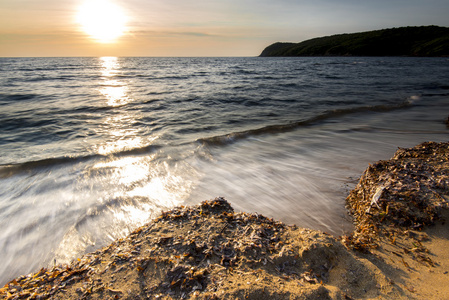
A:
1,141,448,299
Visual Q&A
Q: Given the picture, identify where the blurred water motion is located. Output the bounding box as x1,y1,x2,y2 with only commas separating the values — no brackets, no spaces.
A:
0,56,448,284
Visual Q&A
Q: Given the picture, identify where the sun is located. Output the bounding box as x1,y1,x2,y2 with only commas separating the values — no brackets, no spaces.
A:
77,0,127,43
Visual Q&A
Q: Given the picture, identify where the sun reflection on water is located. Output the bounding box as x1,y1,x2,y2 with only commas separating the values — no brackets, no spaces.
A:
100,57,119,76
92,156,151,185
96,136,144,155
99,57,130,107
84,57,194,251
95,57,149,156
101,85,129,107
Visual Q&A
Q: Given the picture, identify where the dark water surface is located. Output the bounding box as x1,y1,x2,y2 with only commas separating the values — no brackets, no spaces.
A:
0,56,448,284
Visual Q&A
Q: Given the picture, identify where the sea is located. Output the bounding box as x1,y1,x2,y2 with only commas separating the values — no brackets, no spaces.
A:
0,56,448,284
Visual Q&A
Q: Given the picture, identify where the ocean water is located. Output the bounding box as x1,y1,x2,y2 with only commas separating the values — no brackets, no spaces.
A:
0,56,448,284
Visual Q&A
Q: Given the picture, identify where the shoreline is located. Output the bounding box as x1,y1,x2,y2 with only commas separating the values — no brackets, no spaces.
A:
1,141,448,299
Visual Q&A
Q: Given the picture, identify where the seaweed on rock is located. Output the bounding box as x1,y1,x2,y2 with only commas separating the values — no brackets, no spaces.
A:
344,141,449,250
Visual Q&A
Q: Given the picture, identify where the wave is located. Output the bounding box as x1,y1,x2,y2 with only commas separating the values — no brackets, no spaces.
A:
197,101,413,146
0,118,59,133
422,92,449,97
0,93,38,102
0,144,162,179
21,77,75,83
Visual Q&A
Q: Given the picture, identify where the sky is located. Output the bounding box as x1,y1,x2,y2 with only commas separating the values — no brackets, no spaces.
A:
1,0,448,57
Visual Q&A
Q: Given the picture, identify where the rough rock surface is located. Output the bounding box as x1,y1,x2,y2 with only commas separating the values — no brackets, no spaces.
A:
344,141,449,249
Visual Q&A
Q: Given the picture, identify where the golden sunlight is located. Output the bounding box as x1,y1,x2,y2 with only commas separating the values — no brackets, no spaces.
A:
77,0,127,43
99,57,130,106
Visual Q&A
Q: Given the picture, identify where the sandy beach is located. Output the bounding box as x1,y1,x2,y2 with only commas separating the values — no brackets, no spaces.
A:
1,141,448,299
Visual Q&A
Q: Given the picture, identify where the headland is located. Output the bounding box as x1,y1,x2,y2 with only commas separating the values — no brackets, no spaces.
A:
260,26,449,57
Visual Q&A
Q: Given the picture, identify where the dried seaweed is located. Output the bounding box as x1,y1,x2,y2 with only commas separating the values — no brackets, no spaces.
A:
1,198,339,299
344,141,449,250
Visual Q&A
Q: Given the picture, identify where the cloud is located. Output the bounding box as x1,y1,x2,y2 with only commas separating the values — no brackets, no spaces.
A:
127,30,219,38
161,31,218,37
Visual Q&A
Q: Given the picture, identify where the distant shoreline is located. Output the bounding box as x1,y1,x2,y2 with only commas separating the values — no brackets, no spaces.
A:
260,26,449,57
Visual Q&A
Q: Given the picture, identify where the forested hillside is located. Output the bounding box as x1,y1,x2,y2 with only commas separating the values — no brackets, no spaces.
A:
260,26,449,57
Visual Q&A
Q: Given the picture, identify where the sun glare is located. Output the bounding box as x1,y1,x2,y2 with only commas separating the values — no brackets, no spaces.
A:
77,0,127,43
